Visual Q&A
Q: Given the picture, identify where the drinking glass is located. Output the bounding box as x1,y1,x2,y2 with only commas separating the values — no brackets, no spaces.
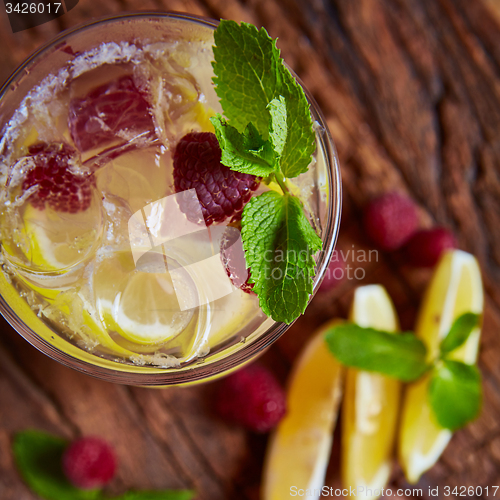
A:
0,12,341,386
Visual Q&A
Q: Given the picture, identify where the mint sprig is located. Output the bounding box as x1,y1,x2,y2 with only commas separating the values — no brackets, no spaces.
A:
324,309,483,431
13,431,195,500
212,20,319,323
324,324,429,382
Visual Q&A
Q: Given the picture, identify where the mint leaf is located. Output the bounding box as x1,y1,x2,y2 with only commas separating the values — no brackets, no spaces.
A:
440,313,481,356
429,360,482,431
210,114,277,176
13,430,101,500
241,191,322,324
114,491,195,500
212,20,315,177
268,96,287,156
278,68,315,178
324,324,429,381
212,20,281,138
211,96,289,176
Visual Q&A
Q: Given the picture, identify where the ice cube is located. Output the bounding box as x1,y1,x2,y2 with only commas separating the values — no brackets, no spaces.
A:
68,75,155,152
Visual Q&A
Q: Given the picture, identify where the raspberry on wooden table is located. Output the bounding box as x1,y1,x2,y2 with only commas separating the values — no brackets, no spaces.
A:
404,227,457,267
215,364,286,433
173,132,261,226
318,250,346,292
21,143,94,213
62,436,117,490
363,192,419,251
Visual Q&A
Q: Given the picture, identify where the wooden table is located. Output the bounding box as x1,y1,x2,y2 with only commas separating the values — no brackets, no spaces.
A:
1,0,500,498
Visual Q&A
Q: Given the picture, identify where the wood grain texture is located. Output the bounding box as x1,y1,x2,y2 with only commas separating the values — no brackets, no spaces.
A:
1,0,500,498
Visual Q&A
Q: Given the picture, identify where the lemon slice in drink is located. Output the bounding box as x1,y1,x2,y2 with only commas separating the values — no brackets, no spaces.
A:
114,272,195,345
3,201,101,273
262,321,344,500
342,285,401,499
398,250,483,484
94,251,195,346
43,289,138,357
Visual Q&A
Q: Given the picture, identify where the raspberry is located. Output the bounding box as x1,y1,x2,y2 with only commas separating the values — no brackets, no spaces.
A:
319,250,346,292
404,227,457,267
21,143,94,213
220,222,255,294
215,364,286,433
68,75,155,152
62,436,117,490
173,132,260,226
363,192,419,251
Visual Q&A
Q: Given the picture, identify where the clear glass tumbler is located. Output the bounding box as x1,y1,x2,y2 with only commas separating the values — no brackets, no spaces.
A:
0,12,341,386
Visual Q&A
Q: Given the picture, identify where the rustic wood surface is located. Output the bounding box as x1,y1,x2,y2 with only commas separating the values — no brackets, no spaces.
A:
1,0,500,498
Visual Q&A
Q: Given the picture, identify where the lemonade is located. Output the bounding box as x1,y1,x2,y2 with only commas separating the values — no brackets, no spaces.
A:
0,14,340,384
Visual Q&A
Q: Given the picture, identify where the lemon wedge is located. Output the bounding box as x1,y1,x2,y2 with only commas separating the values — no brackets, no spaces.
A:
398,250,483,484
342,285,401,499
262,321,344,500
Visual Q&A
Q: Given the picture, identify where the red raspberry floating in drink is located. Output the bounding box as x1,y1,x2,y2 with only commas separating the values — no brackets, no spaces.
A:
21,142,94,213
363,192,419,251
62,436,117,490
173,132,261,226
68,75,155,152
215,364,286,433
404,227,457,267
220,223,255,294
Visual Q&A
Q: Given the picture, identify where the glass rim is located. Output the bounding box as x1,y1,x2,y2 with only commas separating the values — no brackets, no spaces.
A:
0,11,342,386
